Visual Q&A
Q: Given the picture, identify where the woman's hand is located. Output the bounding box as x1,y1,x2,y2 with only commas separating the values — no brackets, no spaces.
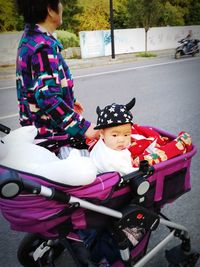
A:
74,100,84,114
85,123,100,140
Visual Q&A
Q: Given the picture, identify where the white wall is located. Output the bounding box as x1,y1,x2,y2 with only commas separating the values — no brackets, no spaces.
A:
79,25,200,58
1,26,200,64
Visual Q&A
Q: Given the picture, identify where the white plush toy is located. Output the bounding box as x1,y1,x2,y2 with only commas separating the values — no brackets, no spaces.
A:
0,126,97,186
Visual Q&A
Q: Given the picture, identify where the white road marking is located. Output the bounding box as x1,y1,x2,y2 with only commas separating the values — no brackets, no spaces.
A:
0,113,18,120
74,57,200,78
0,57,199,90
0,85,15,90
0,57,199,120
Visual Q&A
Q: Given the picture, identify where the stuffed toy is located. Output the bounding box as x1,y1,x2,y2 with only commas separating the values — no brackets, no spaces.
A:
0,126,97,186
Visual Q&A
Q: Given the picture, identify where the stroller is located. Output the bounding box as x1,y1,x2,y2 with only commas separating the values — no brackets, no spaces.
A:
0,123,199,267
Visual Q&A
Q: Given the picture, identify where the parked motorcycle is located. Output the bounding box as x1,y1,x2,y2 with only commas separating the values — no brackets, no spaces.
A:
175,38,200,59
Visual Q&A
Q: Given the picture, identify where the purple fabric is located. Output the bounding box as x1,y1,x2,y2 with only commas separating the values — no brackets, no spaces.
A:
145,126,197,202
0,168,123,237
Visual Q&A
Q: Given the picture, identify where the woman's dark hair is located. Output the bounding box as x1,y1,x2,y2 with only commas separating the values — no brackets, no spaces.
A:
15,0,60,24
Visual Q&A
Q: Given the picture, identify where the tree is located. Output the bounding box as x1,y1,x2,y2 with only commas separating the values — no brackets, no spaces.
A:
159,0,192,26
76,1,110,31
186,0,200,25
113,0,129,29
0,0,17,31
59,0,83,33
126,0,163,53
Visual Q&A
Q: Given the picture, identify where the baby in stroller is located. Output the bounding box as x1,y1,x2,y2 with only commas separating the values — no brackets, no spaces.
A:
89,97,193,174
90,97,138,176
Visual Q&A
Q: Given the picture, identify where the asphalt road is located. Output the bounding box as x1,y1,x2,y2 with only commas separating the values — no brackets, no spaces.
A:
0,55,200,267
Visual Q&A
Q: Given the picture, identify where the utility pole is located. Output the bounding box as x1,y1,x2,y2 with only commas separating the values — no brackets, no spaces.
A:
109,0,115,59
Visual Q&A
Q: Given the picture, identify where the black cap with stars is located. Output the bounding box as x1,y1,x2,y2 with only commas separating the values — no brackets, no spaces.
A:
94,98,136,130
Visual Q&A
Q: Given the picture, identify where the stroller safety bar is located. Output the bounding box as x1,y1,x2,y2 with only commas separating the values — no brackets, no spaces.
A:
159,218,189,238
133,230,176,267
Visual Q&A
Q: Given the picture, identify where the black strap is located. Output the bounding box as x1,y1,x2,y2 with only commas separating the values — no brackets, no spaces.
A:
37,137,88,152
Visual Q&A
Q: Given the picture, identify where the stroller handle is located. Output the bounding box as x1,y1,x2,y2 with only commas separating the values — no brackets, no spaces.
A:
0,170,70,203
0,124,11,134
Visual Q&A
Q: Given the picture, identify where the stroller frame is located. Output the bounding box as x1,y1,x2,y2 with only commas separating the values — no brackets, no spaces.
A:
0,165,199,267
0,123,199,267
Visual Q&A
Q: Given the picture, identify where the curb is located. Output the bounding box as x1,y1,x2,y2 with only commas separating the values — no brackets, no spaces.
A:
0,49,175,80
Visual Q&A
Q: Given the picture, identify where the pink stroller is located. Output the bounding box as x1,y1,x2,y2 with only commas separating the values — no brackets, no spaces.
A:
0,124,199,267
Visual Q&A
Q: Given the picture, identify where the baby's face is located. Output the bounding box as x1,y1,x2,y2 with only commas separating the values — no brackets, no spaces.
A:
100,124,132,151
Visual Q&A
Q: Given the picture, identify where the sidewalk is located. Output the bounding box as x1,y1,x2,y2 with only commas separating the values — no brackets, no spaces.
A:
0,49,174,80
67,49,174,69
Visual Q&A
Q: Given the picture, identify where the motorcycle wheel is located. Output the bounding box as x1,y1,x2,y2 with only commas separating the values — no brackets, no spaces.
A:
192,50,199,57
175,51,181,59
17,233,65,267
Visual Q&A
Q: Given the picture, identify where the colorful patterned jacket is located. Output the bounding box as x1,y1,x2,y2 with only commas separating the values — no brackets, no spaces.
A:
16,24,90,140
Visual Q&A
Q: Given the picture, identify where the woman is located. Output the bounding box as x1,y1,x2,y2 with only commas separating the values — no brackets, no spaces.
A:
15,0,99,148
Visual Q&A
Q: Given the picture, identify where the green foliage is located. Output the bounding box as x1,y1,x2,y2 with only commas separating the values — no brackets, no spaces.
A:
113,0,129,29
60,0,83,33
0,0,17,31
0,0,199,35
14,16,24,31
136,52,157,57
77,0,124,31
78,0,108,9
56,30,79,49
185,0,200,25
126,0,163,30
76,0,110,31
160,1,188,26
113,0,198,28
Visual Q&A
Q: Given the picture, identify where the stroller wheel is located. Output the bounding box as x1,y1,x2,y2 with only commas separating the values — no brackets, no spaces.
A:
17,233,65,267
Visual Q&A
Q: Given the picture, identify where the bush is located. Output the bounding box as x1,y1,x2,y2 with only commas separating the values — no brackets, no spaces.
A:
136,52,157,57
56,30,79,49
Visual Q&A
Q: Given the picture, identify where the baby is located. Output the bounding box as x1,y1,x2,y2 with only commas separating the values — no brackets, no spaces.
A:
90,97,145,251
90,98,139,176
